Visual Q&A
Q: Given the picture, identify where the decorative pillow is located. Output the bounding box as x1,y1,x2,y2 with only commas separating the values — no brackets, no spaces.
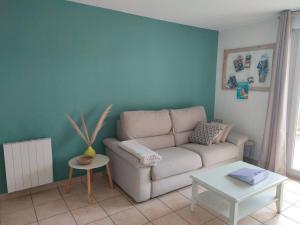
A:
189,122,221,145
221,124,233,142
210,122,227,144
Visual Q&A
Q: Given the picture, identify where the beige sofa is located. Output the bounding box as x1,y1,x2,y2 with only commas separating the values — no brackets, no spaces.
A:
103,106,248,202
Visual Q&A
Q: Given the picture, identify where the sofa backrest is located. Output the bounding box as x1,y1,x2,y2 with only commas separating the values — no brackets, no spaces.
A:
118,106,207,149
169,106,207,145
119,109,175,149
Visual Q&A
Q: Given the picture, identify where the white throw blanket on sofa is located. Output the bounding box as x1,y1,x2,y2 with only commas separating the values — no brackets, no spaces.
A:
119,140,162,166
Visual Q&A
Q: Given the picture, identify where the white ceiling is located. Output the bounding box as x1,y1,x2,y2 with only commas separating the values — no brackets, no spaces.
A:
69,0,300,30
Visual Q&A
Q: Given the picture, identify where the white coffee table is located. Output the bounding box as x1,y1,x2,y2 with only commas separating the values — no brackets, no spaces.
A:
190,161,287,225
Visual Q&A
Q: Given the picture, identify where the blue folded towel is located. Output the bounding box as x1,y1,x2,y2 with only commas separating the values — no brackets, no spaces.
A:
228,168,269,185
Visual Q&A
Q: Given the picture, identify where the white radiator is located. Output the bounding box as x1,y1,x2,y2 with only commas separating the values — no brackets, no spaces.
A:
3,138,53,193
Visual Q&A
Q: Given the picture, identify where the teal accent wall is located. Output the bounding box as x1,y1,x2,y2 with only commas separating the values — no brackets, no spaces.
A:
0,0,218,193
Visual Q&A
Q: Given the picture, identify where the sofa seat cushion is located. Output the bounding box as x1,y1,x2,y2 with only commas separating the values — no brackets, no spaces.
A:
180,143,239,167
151,147,202,180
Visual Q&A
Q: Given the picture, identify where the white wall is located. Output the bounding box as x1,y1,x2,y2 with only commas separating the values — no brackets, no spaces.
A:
214,19,278,160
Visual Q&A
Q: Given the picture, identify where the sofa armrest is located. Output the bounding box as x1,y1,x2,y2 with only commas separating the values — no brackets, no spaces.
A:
103,138,151,168
226,132,248,147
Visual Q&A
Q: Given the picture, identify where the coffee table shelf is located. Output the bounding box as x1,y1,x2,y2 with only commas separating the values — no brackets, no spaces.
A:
196,190,277,220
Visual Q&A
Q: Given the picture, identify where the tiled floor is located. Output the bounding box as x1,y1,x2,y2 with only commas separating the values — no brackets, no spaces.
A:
1,176,300,225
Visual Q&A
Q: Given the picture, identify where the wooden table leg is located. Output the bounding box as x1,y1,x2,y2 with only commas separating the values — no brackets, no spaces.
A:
106,163,114,189
87,169,93,204
65,167,73,193
90,169,93,183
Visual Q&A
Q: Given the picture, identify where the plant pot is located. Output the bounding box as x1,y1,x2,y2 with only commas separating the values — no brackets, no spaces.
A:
84,146,96,158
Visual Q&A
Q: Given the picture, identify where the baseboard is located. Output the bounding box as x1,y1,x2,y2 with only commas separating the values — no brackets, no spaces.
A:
0,171,106,201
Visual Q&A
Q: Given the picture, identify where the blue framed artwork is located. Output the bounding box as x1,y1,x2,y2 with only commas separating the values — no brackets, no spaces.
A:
237,82,249,100
222,44,275,91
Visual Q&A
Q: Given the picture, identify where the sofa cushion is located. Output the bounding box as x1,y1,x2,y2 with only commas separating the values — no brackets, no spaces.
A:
116,120,126,141
180,143,239,167
120,109,172,139
135,134,175,150
170,106,207,145
170,106,207,133
173,131,192,146
151,147,202,180
221,124,234,142
189,122,221,145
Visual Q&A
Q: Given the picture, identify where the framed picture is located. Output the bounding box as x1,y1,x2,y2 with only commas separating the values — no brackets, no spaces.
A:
222,44,275,91
237,82,249,100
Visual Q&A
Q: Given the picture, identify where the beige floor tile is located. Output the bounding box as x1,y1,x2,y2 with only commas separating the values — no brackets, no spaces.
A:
120,191,136,204
218,216,261,225
283,190,300,204
265,214,300,225
176,205,215,225
31,183,58,194
0,195,33,214
93,185,121,202
1,207,37,225
294,201,300,208
86,217,115,225
99,195,133,215
251,207,277,223
32,188,62,206
282,205,300,222
204,218,227,225
285,179,300,195
159,192,191,211
64,193,96,210
92,175,110,187
178,186,204,200
71,205,107,225
35,199,68,220
39,212,77,225
60,182,87,197
135,199,171,221
152,212,189,225
111,207,148,225
267,200,292,212
238,216,261,225
197,204,220,217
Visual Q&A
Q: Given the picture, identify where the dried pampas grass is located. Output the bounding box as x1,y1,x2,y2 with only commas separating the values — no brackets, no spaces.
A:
80,113,90,145
66,114,89,145
66,105,112,146
91,104,112,143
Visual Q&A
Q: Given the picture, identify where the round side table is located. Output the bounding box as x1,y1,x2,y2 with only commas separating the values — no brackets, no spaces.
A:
65,154,113,204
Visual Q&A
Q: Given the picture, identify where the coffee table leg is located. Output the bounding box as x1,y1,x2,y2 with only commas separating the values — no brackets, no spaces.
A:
87,169,93,204
106,163,114,189
229,202,238,225
191,180,197,211
65,167,73,193
276,183,284,213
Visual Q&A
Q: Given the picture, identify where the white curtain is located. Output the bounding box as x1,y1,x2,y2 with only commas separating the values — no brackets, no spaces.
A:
260,11,300,175
259,11,292,174
286,27,300,176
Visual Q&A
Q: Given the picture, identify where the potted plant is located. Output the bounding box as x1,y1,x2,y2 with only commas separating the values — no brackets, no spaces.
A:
66,105,112,158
